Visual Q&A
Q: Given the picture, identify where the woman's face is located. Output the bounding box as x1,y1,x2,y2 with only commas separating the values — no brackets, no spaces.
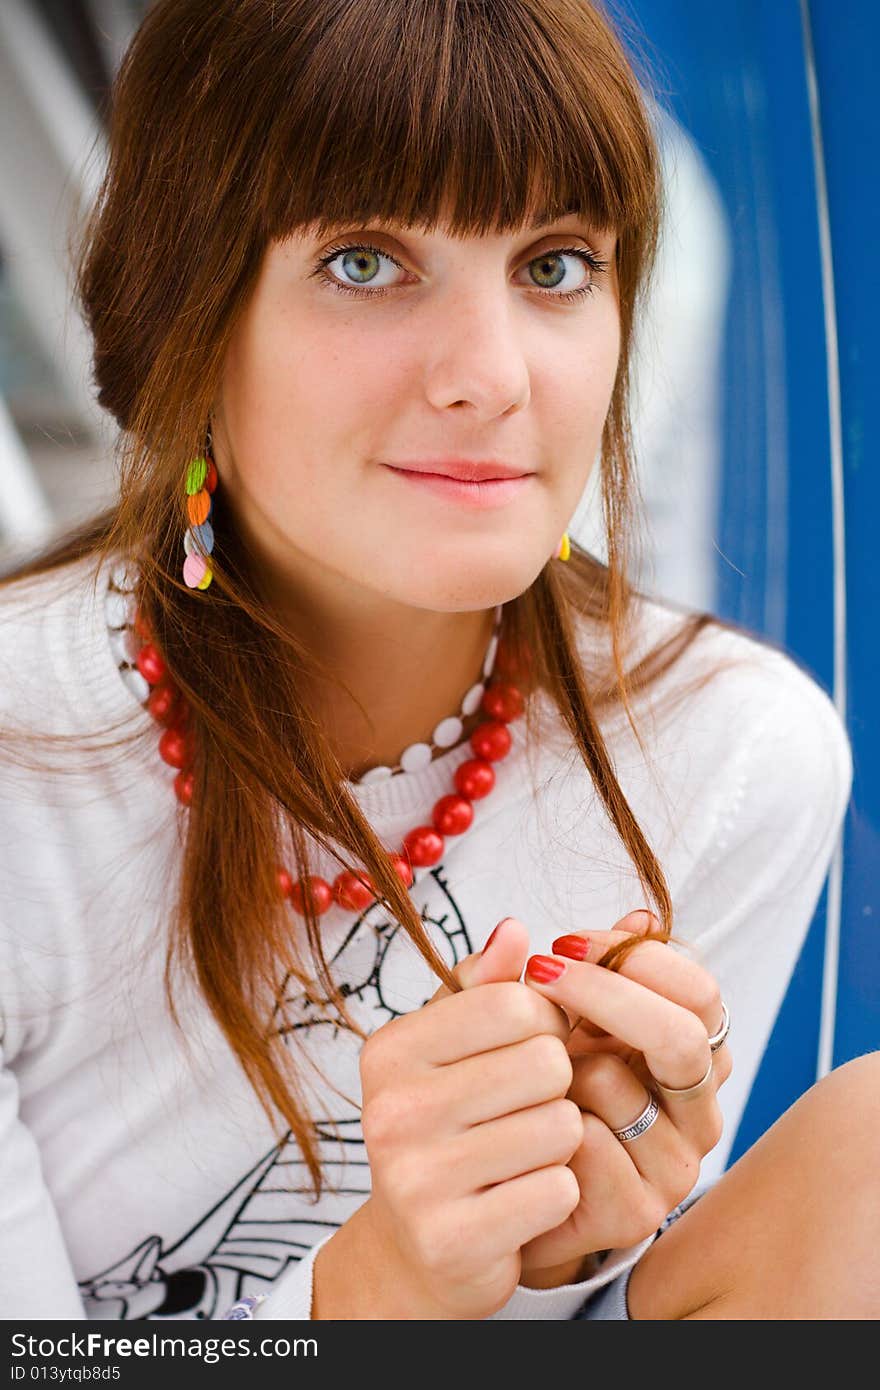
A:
213,213,620,615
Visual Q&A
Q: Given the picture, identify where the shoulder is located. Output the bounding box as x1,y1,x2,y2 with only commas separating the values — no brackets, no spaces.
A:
0,550,137,736
642,593,848,768
572,591,853,838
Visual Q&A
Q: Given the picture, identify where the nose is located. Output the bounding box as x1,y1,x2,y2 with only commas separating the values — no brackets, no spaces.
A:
422,283,531,418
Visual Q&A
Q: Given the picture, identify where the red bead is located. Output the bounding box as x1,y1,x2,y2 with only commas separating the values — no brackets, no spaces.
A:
275,866,295,898
290,876,335,916
158,726,189,769
205,457,218,494
136,643,167,686
432,793,474,836
480,681,524,723
147,681,180,726
173,769,194,805
389,853,414,888
469,719,512,762
333,870,376,912
454,757,496,800
402,825,445,867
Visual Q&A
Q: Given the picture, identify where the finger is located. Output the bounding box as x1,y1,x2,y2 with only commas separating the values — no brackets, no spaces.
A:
428,916,530,1003
415,1031,581,1130
524,954,711,1091
521,1112,646,1267
449,1096,583,1189
405,979,572,1066
553,910,668,1040
570,1049,724,1164
552,922,725,1040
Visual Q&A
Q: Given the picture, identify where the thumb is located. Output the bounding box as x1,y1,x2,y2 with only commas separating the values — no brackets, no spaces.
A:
429,916,531,1003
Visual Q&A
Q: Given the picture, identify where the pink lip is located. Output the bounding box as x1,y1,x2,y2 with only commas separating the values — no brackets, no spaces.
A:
382,465,534,508
381,458,532,482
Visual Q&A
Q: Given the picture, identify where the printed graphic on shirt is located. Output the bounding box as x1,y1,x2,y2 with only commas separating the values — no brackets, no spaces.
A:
78,866,473,1320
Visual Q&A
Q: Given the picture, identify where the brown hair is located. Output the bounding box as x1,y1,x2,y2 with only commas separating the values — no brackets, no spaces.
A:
2,0,742,1200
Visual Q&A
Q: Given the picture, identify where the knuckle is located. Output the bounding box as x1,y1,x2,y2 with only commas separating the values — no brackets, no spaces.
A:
362,1089,405,1150
359,1023,394,1083
663,1010,709,1066
583,1051,628,1103
552,1097,586,1153
546,1163,581,1217
691,974,723,1027
528,1033,573,1092
358,1036,378,1087
498,980,540,1034
665,954,719,1014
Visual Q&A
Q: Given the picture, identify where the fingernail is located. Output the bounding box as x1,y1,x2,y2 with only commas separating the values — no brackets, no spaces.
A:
482,918,513,955
551,934,592,961
525,954,566,983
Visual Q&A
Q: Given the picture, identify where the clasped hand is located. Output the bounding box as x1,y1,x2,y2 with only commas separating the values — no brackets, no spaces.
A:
474,911,731,1283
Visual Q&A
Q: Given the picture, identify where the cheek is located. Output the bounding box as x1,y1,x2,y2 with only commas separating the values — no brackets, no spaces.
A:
549,324,619,447
222,310,379,503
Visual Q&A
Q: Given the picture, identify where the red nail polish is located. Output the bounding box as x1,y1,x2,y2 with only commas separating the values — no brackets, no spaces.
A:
551,934,591,961
525,954,566,983
481,924,501,955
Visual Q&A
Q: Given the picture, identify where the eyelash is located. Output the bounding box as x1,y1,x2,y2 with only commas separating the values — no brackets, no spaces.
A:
310,241,609,303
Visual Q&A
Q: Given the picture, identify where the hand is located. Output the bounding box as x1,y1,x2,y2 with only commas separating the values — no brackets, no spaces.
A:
516,911,732,1282
351,918,582,1319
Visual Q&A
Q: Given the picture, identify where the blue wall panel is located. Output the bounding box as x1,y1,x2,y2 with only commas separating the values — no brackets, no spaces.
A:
808,0,879,1068
619,0,877,1159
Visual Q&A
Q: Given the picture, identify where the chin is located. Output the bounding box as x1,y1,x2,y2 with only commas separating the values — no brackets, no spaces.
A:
382,555,544,614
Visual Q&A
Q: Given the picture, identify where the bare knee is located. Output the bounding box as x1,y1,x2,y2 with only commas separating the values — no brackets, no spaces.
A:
627,1051,880,1319
791,1050,880,1177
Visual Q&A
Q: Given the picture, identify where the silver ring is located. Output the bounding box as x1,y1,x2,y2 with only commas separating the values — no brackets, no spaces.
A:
611,1092,660,1143
708,1001,730,1054
653,1055,714,1100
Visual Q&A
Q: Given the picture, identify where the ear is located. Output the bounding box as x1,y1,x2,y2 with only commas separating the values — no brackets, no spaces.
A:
428,916,531,1003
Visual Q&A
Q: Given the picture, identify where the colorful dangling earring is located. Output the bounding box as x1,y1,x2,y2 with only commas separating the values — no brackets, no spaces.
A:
182,425,218,590
556,531,571,562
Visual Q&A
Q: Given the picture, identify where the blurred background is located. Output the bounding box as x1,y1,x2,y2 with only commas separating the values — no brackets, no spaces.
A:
0,0,876,1161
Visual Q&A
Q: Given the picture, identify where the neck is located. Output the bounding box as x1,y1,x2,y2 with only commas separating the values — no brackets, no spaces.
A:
305,603,499,781
240,541,501,781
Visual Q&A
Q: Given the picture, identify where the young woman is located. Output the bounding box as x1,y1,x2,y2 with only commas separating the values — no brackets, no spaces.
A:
0,0,872,1322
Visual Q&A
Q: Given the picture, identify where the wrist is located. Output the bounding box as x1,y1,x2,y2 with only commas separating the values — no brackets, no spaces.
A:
519,1251,602,1290
312,1199,451,1319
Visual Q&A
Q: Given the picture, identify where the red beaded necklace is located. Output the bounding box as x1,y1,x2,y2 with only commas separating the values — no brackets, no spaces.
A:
130,606,528,918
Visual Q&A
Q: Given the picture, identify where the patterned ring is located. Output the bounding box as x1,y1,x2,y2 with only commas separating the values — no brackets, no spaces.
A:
611,1092,660,1143
708,1000,731,1053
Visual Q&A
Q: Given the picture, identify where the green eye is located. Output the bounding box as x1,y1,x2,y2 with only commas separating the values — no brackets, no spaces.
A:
310,240,608,303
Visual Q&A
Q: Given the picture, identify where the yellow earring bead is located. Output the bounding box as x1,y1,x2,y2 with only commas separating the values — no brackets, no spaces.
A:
556,531,571,561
